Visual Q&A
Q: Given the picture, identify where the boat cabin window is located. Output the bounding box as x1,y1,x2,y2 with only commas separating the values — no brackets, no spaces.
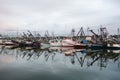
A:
51,40,54,43
60,40,62,42
55,40,58,42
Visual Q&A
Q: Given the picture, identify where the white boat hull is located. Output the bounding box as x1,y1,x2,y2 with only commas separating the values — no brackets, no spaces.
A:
49,39,76,47
107,44,120,49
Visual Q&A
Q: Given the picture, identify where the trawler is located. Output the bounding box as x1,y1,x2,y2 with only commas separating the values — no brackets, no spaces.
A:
49,38,86,49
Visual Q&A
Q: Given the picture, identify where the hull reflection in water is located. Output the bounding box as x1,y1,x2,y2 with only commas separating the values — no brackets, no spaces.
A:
0,45,120,67
49,47,85,56
0,45,120,80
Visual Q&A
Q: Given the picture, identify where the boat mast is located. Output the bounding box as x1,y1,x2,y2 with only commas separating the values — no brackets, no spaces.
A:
76,27,85,41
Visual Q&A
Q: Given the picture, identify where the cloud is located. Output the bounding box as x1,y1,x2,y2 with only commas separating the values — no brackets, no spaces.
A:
0,0,120,35
0,21,16,31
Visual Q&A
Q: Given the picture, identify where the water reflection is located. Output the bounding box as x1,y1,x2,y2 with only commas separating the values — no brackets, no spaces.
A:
0,45,120,70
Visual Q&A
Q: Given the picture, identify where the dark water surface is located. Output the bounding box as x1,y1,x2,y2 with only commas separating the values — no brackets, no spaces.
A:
0,46,120,80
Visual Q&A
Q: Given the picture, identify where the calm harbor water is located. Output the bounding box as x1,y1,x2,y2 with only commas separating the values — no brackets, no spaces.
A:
0,45,120,80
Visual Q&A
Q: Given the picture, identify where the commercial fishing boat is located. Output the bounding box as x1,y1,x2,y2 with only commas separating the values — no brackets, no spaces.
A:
49,38,87,49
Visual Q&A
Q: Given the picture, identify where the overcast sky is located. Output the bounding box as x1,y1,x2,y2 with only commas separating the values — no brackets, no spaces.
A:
0,0,120,35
